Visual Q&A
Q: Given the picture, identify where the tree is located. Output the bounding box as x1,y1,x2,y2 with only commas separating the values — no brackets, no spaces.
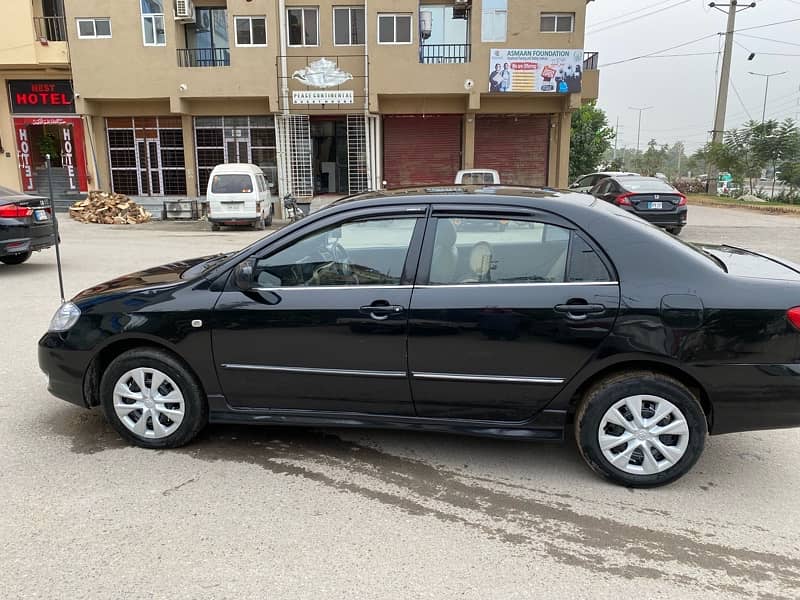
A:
569,101,615,181
751,119,800,195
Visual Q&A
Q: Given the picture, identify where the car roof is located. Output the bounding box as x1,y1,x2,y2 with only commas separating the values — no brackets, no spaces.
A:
457,169,500,174
209,163,262,174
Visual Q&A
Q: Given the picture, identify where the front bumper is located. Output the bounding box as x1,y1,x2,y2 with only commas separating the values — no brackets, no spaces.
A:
38,333,92,408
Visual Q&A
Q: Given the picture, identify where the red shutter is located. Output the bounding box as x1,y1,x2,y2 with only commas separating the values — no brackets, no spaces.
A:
383,115,462,188
474,115,550,186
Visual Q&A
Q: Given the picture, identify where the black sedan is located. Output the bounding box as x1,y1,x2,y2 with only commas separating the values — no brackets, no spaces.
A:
0,186,55,264
39,187,800,487
590,176,687,235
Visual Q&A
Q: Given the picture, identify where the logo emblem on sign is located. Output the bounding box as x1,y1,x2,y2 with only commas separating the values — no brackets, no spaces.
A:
292,58,353,88
654,194,660,199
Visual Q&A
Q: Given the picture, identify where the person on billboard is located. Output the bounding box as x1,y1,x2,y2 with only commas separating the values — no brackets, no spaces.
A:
490,63,504,92
500,63,511,92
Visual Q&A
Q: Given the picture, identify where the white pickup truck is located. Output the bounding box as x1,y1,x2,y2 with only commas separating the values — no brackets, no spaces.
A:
454,169,501,185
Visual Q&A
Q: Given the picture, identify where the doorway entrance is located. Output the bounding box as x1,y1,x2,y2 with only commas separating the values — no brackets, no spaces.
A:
310,117,348,194
14,116,88,194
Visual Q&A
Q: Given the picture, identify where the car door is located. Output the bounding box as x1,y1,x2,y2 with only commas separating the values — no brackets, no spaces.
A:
407,206,620,421
212,206,426,414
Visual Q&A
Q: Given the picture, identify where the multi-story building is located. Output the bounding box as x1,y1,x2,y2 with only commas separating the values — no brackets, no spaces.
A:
2,0,599,205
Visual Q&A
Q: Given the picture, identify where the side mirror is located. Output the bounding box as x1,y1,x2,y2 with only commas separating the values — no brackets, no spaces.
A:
569,182,578,189
233,258,256,290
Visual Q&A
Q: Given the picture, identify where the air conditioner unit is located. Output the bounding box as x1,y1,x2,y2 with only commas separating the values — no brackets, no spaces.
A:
174,0,195,21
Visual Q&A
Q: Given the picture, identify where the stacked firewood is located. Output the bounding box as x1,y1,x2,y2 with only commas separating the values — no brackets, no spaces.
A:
69,191,152,224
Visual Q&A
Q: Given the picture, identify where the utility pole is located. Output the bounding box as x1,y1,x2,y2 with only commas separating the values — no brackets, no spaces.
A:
748,71,787,123
629,106,653,169
612,116,620,161
708,1,756,192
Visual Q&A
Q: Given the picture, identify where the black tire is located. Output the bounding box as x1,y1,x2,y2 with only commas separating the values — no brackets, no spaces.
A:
265,206,273,227
100,348,208,449
574,371,706,488
1,251,32,265
210,223,221,232
667,226,683,236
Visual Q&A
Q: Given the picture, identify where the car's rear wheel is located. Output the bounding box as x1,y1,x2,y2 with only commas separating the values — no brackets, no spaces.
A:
575,371,706,487
1,251,32,265
667,226,683,235
210,223,221,232
100,348,207,449
254,215,265,231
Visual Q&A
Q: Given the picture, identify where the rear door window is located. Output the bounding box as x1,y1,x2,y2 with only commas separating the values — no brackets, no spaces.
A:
211,174,254,194
567,234,612,282
426,217,571,284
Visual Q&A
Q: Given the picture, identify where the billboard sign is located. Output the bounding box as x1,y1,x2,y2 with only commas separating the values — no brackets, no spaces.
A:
489,49,584,93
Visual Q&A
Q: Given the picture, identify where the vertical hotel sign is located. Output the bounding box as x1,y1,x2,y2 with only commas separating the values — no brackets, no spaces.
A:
8,80,88,192
489,49,584,93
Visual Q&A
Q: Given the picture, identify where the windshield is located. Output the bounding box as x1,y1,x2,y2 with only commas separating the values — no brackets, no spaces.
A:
211,174,254,194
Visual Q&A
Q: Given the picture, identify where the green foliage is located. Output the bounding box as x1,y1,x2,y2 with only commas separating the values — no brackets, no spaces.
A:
569,101,615,181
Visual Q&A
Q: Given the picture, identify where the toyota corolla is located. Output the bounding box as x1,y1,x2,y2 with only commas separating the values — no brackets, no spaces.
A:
39,187,800,487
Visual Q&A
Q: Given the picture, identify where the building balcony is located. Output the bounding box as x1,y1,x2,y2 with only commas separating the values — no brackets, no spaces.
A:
582,52,600,101
33,16,67,42
419,43,471,65
177,48,231,68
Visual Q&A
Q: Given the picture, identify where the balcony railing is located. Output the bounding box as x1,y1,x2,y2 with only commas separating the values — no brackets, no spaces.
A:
419,43,471,65
177,47,230,67
583,51,599,70
33,16,67,42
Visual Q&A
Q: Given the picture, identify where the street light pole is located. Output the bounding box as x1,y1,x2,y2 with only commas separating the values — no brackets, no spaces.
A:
748,71,787,123
629,106,653,170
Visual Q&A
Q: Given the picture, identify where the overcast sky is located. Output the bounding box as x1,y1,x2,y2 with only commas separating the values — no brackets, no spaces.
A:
586,0,800,152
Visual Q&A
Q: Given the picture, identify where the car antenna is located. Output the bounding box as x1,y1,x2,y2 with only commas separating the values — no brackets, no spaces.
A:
46,154,66,302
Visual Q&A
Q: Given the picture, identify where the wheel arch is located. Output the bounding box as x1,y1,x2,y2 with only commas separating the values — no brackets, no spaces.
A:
83,336,207,408
563,360,714,431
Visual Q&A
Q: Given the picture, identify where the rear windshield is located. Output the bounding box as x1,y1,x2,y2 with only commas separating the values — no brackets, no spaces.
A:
622,179,675,192
211,174,253,194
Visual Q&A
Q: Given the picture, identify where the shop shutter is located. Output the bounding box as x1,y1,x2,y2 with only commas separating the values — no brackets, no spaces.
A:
474,115,549,186
383,115,462,188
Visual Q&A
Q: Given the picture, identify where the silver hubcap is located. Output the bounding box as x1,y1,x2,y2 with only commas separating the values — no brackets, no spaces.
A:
598,395,690,475
113,367,185,439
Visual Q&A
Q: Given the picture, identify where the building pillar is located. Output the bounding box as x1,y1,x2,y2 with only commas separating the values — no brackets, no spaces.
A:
181,114,197,197
0,77,22,191
87,115,108,192
463,114,475,170
557,110,572,188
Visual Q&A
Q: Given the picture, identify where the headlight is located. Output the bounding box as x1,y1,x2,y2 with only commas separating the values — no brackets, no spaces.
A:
48,302,81,332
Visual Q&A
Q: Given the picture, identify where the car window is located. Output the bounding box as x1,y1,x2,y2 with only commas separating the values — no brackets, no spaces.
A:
428,217,571,285
254,217,419,287
211,174,253,194
576,175,596,187
462,173,496,185
256,175,266,193
567,234,612,282
593,180,610,195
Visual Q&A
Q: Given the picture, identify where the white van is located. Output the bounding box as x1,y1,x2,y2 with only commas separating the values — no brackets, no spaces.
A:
206,163,274,231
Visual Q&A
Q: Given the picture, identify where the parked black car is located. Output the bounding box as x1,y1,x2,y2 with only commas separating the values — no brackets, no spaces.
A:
0,186,55,264
39,187,800,487
590,176,687,235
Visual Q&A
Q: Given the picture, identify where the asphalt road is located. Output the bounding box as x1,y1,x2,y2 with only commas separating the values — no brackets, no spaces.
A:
2,205,800,599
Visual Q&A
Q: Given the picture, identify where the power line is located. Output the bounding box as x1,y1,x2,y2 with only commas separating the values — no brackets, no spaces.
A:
586,0,668,29
738,33,800,47
599,33,719,67
730,79,754,121
732,17,800,33
587,0,692,35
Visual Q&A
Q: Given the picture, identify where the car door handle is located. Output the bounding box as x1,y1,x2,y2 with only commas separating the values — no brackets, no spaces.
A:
359,304,405,321
554,303,606,320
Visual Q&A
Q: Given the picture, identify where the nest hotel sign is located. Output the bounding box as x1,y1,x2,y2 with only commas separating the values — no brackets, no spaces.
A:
8,80,88,193
291,58,355,105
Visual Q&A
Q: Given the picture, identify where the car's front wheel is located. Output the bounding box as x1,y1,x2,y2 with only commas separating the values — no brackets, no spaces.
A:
100,348,207,449
575,371,706,487
1,251,32,265
667,226,684,236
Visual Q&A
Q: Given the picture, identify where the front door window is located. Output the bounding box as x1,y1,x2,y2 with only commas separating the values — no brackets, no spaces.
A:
254,217,419,288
